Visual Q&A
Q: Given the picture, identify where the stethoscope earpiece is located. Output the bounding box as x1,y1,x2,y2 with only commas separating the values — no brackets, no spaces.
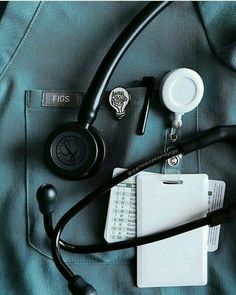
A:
36,184,57,215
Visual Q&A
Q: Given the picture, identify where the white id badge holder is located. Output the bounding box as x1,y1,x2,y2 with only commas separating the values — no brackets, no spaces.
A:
136,69,208,287
136,174,209,287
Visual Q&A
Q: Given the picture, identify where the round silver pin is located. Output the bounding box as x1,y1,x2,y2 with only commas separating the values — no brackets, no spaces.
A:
109,87,131,119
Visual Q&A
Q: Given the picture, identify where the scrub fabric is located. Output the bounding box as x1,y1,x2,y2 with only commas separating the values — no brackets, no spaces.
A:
0,1,236,295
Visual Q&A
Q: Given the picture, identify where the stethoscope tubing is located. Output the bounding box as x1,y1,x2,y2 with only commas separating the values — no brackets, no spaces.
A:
77,1,171,128
46,141,236,281
49,123,236,281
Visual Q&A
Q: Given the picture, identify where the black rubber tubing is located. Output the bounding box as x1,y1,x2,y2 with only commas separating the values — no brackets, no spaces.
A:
77,1,171,128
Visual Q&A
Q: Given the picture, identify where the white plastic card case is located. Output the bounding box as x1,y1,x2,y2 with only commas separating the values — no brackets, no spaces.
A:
137,174,209,287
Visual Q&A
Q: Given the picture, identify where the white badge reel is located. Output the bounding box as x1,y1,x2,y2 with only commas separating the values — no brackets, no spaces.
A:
160,68,204,141
160,68,204,182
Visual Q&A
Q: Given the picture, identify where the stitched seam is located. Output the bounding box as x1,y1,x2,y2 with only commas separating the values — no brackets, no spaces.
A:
25,92,51,259
26,91,64,260
194,2,236,74
0,2,45,81
30,107,80,110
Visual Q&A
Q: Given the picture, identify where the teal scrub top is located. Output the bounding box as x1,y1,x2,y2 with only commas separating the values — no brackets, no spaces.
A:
0,1,236,295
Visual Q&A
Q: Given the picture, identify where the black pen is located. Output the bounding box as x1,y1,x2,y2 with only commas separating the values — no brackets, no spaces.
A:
137,76,155,135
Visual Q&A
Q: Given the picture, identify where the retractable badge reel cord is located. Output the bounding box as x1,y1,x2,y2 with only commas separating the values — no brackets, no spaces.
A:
160,68,204,178
36,2,236,295
160,68,204,141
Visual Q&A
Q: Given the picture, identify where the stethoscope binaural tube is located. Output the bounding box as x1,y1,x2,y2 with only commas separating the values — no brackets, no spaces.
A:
77,1,171,129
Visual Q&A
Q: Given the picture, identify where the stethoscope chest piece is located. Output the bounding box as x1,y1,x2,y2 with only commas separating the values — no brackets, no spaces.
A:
44,123,105,180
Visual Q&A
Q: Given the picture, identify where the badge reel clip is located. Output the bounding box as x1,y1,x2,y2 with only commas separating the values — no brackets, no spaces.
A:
160,68,204,183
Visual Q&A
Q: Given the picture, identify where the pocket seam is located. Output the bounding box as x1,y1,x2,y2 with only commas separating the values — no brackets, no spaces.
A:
0,2,44,82
26,104,133,264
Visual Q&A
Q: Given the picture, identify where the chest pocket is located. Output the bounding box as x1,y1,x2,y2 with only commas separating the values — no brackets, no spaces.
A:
25,87,167,264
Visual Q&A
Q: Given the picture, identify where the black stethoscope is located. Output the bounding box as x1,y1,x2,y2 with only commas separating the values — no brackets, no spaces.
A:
36,2,236,295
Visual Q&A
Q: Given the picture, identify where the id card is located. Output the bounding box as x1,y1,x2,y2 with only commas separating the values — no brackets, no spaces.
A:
137,174,209,287
208,180,225,252
104,168,150,242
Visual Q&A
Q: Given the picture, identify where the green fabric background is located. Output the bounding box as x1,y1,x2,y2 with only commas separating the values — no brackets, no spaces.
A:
197,1,236,71
0,1,235,295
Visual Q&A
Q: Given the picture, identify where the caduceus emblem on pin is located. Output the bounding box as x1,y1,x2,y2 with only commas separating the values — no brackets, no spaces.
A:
109,87,131,119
